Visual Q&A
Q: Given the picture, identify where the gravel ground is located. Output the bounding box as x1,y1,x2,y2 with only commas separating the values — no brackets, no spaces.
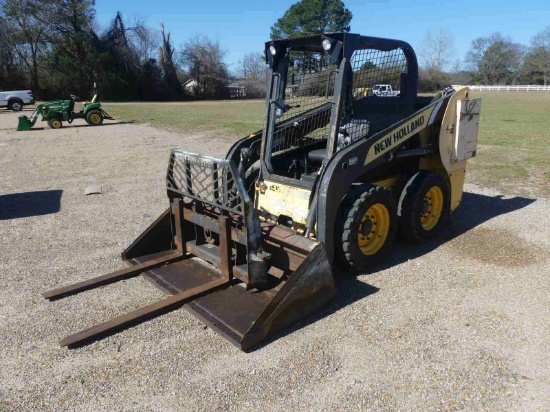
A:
1,108,549,411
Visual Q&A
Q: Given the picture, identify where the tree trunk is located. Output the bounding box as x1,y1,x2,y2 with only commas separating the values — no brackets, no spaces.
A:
31,44,39,94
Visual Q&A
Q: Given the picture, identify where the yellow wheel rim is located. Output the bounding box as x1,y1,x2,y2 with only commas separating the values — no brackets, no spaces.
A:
90,113,100,124
358,203,390,255
420,186,443,231
51,120,61,128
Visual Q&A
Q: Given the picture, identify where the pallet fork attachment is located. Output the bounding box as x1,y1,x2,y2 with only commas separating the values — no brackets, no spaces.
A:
43,151,335,350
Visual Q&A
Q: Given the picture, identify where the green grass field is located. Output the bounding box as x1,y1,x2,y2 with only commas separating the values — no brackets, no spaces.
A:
106,100,266,138
104,92,550,198
468,92,549,197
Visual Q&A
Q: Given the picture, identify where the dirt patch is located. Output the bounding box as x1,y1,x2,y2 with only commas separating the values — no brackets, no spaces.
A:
450,226,546,267
1,108,549,411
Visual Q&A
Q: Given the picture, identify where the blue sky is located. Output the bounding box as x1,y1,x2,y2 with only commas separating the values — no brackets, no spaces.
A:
95,0,550,71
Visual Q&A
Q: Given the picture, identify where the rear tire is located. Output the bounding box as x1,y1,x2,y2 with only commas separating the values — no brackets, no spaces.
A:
9,99,23,111
85,110,103,126
339,185,397,272
397,171,450,243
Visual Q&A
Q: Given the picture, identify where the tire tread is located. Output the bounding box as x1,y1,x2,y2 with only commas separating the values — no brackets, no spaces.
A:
398,171,450,243
340,185,396,270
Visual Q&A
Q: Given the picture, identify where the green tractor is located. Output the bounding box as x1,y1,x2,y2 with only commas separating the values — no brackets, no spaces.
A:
17,86,113,131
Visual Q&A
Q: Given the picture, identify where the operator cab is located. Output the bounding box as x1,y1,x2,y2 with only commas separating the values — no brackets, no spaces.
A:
260,33,418,187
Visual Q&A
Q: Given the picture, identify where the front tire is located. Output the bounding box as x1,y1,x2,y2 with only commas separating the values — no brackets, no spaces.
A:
48,119,62,129
339,185,397,272
397,171,450,243
9,100,23,111
85,110,103,126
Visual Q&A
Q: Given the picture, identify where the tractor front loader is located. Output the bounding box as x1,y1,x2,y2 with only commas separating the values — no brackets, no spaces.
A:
43,33,480,351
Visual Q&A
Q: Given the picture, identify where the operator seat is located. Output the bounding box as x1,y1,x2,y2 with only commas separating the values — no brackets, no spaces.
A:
78,94,98,114
307,118,371,164
308,148,326,163
69,95,81,114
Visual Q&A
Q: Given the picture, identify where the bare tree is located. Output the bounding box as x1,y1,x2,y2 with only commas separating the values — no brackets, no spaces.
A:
104,14,160,64
1,0,48,91
180,34,229,99
451,58,462,74
466,33,525,84
102,11,140,73
0,14,27,89
159,21,183,99
129,18,160,63
418,29,455,71
241,52,265,79
527,25,550,85
238,52,266,98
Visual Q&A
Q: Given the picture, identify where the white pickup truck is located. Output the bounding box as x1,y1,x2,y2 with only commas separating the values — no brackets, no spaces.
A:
0,90,35,111
372,84,400,97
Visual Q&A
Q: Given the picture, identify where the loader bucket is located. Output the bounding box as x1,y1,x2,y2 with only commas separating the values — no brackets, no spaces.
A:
43,150,335,350
17,115,33,131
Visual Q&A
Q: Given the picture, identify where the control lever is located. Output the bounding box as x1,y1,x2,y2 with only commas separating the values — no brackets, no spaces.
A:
288,159,299,179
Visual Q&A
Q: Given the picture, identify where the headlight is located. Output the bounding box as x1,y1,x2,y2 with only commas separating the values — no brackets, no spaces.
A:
322,39,332,51
269,44,277,56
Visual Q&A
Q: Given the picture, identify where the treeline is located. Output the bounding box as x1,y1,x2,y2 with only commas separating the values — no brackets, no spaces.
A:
2,0,549,99
0,0,180,100
0,0,264,100
417,28,550,91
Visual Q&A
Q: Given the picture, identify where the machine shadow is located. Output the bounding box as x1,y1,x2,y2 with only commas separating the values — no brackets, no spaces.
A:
250,276,379,352
25,121,135,131
250,191,536,351
65,121,135,128
373,191,536,271
0,190,63,220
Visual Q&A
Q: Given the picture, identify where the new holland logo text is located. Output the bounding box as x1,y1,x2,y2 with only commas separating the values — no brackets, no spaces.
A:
364,106,435,165
373,116,425,155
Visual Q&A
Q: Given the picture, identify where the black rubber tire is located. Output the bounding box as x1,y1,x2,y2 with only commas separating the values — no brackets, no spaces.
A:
85,110,103,125
397,171,451,243
8,99,23,111
48,119,62,129
339,185,397,272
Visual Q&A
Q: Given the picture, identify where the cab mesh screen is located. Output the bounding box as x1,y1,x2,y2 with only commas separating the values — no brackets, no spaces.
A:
350,48,408,99
271,50,336,155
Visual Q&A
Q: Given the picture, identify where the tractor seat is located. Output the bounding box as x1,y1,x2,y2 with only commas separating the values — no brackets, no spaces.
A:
308,148,326,163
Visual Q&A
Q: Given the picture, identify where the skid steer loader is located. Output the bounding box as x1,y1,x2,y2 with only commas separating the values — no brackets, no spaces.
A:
43,33,481,351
